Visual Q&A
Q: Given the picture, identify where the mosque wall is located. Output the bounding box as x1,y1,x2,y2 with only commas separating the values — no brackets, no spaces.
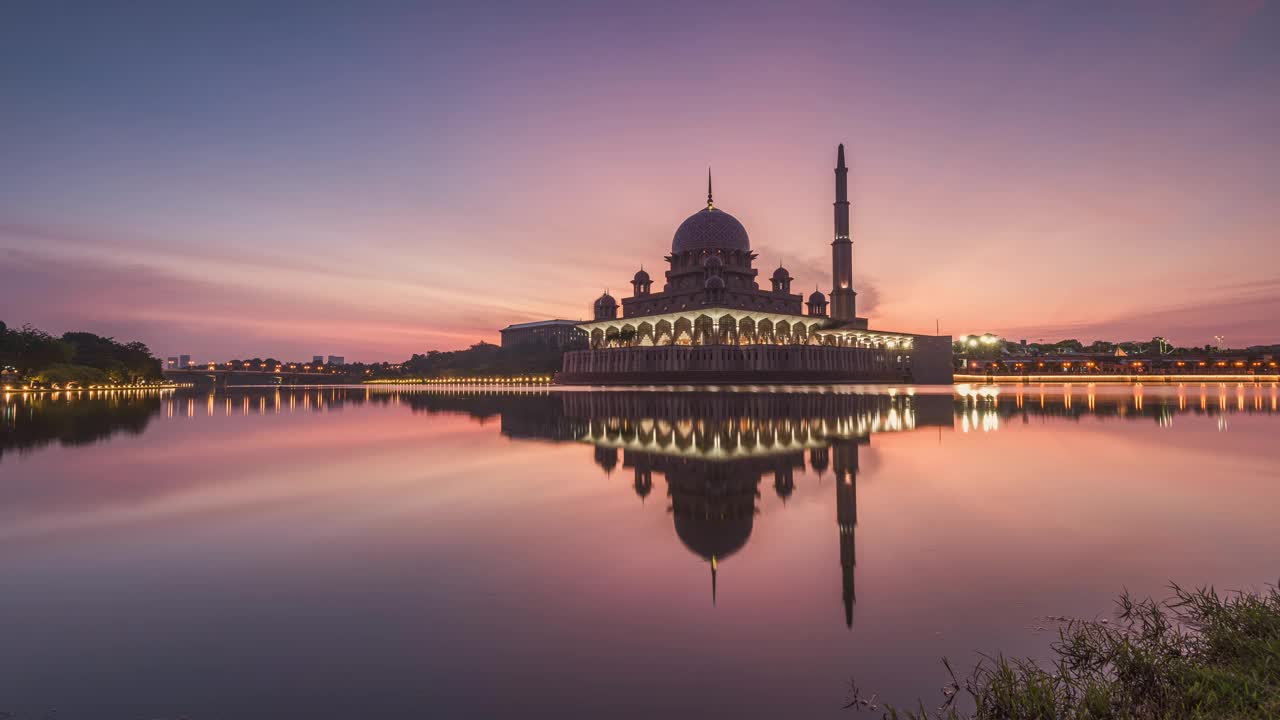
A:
559,339,952,385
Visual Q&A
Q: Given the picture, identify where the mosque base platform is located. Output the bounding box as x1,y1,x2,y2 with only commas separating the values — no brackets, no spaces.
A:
559,339,953,386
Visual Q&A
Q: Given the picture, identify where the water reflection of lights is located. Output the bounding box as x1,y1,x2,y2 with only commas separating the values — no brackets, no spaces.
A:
954,384,1000,400
952,382,1277,434
582,405,920,459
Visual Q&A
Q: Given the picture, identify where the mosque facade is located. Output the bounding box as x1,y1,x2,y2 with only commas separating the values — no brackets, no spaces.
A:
558,145,952,384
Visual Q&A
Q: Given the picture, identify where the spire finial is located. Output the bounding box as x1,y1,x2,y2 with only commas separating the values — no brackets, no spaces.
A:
711,555,718,606
706,166,714,210
837,143,846,169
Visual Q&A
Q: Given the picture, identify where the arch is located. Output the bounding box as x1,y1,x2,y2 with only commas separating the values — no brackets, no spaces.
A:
620,324,637,348
793,323,807,345
637,322,654,347
674,317,694,346
693,315,716,346
775,320,791,345
604,325,621,348
590,328,605,349
654,319,673,346
757,318,774,345
737,316,756,345
717,314,737,345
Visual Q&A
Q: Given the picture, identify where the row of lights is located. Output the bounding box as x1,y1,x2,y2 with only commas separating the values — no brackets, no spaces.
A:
969,360,1278,371
3,382,185,392
200,362,337,372
363,376,554,385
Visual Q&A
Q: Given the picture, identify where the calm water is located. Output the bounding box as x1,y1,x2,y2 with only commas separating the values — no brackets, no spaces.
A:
2,383,1278,718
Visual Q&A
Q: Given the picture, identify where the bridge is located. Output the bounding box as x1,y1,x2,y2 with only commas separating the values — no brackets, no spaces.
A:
162,367,340,389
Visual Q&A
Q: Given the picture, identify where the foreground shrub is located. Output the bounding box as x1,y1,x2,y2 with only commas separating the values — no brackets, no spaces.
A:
848,582,1280,719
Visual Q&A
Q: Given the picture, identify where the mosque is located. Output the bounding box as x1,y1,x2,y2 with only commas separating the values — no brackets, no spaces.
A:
558,145,952,384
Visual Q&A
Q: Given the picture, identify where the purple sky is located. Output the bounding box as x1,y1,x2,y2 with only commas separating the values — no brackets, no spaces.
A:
2,1,1278,360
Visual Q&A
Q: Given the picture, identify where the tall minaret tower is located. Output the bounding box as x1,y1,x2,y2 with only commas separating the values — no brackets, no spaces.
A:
830,144,857,322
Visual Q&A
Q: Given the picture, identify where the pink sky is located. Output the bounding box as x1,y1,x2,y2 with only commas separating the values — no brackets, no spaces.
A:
2,2,1277,360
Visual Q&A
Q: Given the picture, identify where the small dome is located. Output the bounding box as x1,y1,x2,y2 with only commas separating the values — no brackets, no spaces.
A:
704,254,724,269
595,292,617,308
705,275,725,290
633,268,651,283
808,289,827,304
673,208,750,254
772,266,790,280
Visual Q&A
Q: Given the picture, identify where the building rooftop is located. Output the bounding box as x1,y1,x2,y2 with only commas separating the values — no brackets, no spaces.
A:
501,319,582,331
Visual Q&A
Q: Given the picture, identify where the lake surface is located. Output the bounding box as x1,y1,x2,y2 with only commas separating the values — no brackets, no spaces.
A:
2,383,1278,718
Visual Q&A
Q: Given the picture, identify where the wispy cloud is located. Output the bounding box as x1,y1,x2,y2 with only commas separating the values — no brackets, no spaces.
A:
0,247,515,360
992,279,1280,346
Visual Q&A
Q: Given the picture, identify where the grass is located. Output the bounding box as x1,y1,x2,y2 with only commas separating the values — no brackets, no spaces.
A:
847,582,1280,720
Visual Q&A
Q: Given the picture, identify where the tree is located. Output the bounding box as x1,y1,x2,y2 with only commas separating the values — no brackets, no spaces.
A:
17,325,74,372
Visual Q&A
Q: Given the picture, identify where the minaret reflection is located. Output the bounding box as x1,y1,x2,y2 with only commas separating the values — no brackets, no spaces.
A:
832,439,862,628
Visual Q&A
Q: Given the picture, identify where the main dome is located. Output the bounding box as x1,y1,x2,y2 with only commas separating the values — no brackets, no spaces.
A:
672,207,750,254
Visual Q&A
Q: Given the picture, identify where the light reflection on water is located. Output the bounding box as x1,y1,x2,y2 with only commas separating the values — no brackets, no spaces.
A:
0,383,1278,719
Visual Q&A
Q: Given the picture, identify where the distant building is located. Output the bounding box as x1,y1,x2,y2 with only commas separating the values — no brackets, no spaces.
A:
312,355,324,365
178,354,191,369
327,355,345,365
166,357,179,369
500,320,587,350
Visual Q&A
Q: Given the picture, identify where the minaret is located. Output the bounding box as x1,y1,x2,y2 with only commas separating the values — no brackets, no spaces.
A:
830,144,857,322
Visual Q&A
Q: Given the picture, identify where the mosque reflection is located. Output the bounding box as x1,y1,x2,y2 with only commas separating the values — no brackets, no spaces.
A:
3,382,1278,626
538,391,953,627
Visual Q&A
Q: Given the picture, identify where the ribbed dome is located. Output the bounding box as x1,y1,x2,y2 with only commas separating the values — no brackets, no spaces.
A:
632,268,651,283
772,266,790,280
672,208,750,254
705,275,725,290
594,292,617,308
808,289,827,304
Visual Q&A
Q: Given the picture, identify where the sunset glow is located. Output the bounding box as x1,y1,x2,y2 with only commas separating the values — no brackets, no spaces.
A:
3,2,1277,360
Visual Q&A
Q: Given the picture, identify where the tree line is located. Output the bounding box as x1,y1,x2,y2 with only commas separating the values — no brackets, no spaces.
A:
396,342,565,379
0,321,162,386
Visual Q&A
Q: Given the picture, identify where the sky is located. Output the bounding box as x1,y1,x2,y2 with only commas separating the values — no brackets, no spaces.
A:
2,0,1278,361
